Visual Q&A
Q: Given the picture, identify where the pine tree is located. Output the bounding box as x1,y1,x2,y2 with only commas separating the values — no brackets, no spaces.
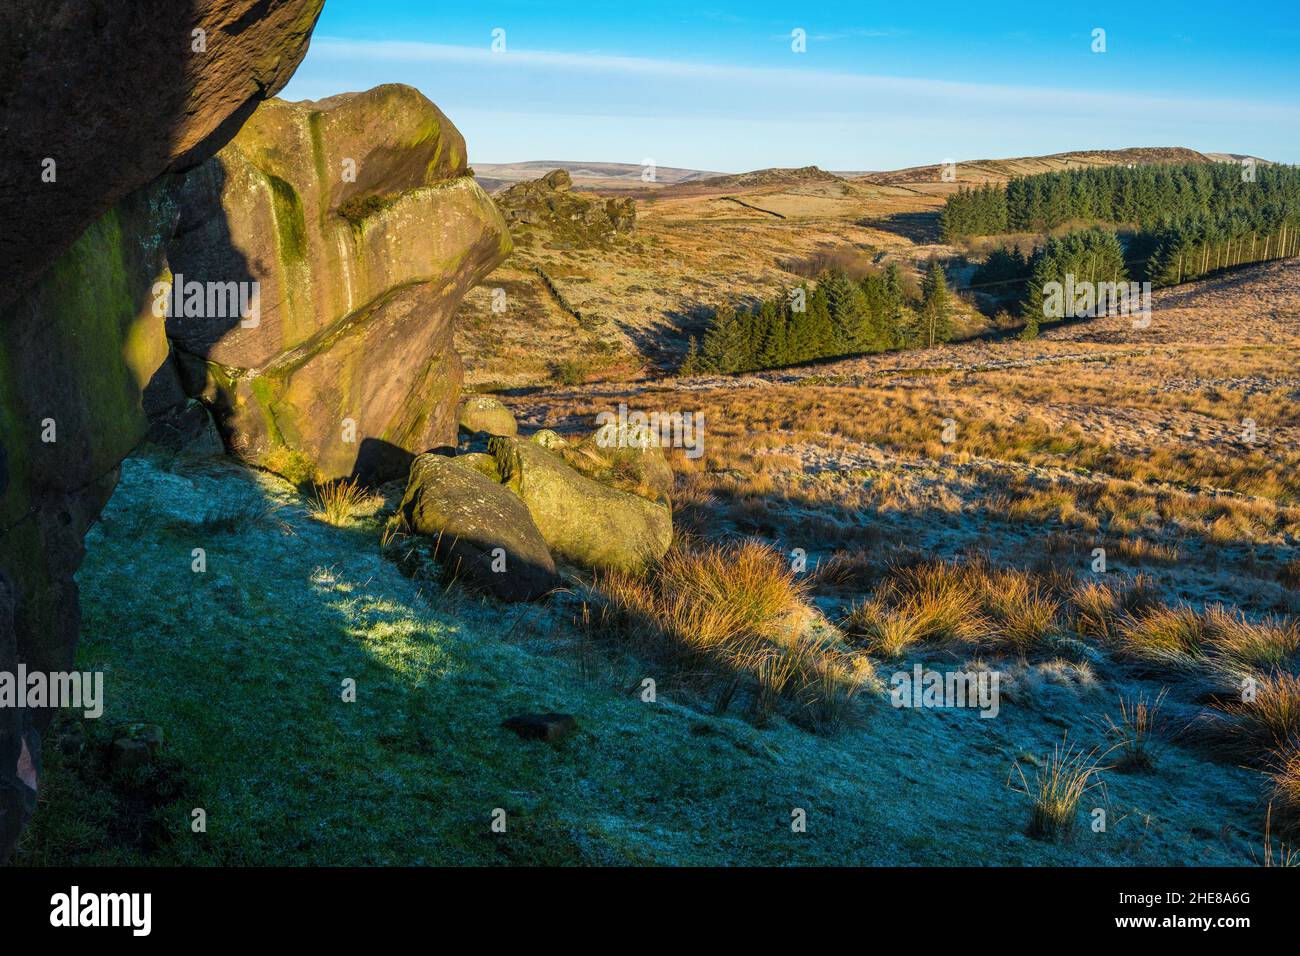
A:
920,260,953,347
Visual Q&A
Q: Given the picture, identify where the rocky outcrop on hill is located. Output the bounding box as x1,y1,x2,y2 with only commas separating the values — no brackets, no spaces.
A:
694,165,842,190
495,169,635,246
0,0,325,860
165,85,511,483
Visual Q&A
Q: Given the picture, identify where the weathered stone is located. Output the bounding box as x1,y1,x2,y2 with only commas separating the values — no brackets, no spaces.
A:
501,713,577,743
0,0,324,861
164,85,512,482
449,452,502,483
398,454,559,601
562,424,674,503
490,437,672,572
0,0,326,311
458,395,518,437
529,429,569,450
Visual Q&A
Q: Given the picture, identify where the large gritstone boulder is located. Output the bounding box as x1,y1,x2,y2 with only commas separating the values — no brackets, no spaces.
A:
165,84,512,483
490,437,672,572
398,454,560,601
0,1,326,310
0,0,325,861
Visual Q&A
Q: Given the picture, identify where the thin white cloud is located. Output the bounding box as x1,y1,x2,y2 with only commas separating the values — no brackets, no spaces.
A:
304,37,1300,125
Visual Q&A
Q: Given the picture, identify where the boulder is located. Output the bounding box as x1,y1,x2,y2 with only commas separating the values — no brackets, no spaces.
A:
449,452,502,483
0,0,326,310
165,84,512,482
530,429,569,450
457,395,518,437
490,437,672,572
562,424,674,503
398,454,559,601
0,0,322,860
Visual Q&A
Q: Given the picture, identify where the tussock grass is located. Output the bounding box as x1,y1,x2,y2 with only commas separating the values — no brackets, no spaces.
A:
1117,605,1298,672
1268,749,1300,841
1068,573,1161,642
1010,737,1111,841
309,478,374,527
1095,688,1168,772
843,559,1066,657
981,570,1061,653
1213,672,1300,758
192,496,285,535
843,595,924,658
593,539,866,731
1258,803,1300,867
1279,558,1300,591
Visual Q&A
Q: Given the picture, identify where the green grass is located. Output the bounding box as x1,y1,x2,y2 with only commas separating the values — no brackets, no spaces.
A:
13,454,1267,866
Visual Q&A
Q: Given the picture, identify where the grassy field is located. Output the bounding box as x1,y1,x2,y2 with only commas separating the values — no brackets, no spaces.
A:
13,432,1287,865
18,153,1300,867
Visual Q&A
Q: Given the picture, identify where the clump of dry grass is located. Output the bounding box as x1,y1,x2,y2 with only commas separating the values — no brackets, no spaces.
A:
1279,558,1300,591
806,548,883,593
1213,672,1300,758
1116,605,1298,672
894,563,992,643
843,594,924,658
1267,748,1300,841
981,570,1061,653
844,559,1068,657
1068,573,1161,642
1257,803,1300,867
1010,736,1111,841
308,478,374,526
1095,688,1168,772
593,539,866,731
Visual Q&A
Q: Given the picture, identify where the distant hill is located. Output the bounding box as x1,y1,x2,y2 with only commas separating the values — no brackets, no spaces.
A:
854,147,1264,187
474,160,722,193
691,165,843,189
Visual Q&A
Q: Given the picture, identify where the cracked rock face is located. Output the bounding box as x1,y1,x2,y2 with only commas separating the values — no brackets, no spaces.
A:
165,85,512,483
0,0,324,861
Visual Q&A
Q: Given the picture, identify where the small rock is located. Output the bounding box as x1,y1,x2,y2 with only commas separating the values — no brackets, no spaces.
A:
501,713,577,743
111,738,152,772
457,395,518,437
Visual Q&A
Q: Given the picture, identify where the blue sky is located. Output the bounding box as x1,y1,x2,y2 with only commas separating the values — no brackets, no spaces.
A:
281,1,1300,171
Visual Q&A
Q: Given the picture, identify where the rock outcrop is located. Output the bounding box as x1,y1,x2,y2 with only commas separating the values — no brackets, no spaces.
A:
0,0,326,311
495,169,636,247
165,85,512,482
0,0,324,860
398,454,560,601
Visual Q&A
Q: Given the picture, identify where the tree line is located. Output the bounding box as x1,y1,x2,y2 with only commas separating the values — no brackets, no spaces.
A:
682,262,955,375
942,161,1300,241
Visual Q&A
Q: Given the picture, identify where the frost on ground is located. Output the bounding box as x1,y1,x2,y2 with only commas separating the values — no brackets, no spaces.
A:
16,448,1270,865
